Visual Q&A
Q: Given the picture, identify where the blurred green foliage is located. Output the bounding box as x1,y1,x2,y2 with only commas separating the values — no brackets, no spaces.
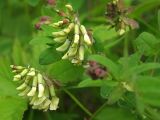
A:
1,0,160,120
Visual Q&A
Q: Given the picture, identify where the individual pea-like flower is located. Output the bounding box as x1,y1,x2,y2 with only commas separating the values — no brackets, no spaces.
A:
105,0,139,35
10,65,59,111
50,4,93,64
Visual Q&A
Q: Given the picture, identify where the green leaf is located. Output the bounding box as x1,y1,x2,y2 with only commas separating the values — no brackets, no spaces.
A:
100,84,114,99
135,76,160,107
41,24,58,37
118,53,141,79
78,79,103,88
88,55,120,79
0,57,27,120
93,38,105,53
107,85,125,104
27,0,40,6
0,76,18,97
39,47,61,65
29,36,52,46
130,63,160,75
0,96,27,120
93,26,118,42
134,32,160,56
131,0,160,18
48,60,84,83
95,106,136,120
118,53,140,68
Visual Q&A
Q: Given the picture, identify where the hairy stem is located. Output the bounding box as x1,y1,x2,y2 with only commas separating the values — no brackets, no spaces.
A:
28,109,34,120
90,101,108,120
63,88,93,117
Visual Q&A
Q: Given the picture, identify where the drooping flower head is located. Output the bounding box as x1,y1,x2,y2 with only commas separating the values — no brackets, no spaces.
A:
105,0,139,35
10,65,59,111
50,4,93,64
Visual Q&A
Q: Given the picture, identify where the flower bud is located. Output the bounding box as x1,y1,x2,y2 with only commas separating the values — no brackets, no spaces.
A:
12,70,17,73
56,10,66,17
27,76,38,96
27,68,36,76
17,76,31,90
17,83,27,90
32,106,38,110
38,84,45,97
67,43,78,57
68,23,75,30
63,28,71,34
118,29,126,35
74,34,80,44
74,24,79,34
50,96,59,110
49,85,56,97
10,65,24,70
13,75,21,81
80,25,92,45
65,4,73,12
80,25,87,34
71,59,79,64
10,65,14,68
41,99,51,109
33,96,46,106
54,36,67,43
52,31,66,37
84,34,92,45
51,21,63,27
38,73,45,98
20,68,29,77
56,39,70,52
30,95,38,105
62,53,69,59
74,24,80,44
63,23,74,33
18,86,31,96
79,45,84,61
122,82,133,92
63,19,70,24
27,87,36,96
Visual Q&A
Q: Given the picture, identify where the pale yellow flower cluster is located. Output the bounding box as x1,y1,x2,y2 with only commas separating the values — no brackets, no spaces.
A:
10,65,59,111
50,4,93,64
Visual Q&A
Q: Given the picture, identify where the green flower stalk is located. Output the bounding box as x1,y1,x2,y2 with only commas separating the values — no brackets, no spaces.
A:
50,4,93,64
10,65,59,111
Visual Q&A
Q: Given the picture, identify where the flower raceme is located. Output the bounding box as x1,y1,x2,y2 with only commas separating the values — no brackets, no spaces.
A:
10,65,59,111
105,0,139,35
50,4,93,64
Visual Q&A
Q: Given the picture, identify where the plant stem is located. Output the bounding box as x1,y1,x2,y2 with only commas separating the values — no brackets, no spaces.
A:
137,18,159,37
104,36,125,49
123,33,129,58
63,88,93,117
45,112,52,120
28,109,34,120
90,101,108,120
